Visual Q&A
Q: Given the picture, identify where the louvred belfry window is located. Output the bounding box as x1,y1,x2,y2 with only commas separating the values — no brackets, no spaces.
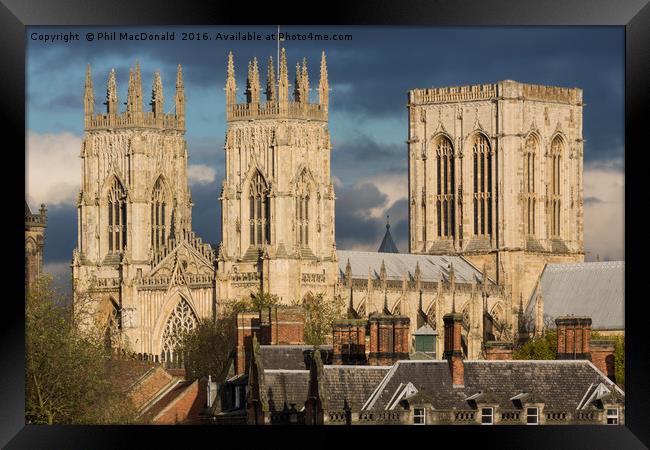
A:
249,171,270,246
151,178,167,253
435,136,455,238
548,136,563,238
296,172,310,246
472,134,492,237
523,135,538,236
107,179,127,253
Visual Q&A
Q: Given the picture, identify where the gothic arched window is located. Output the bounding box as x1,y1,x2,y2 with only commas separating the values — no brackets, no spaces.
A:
426,301,437,330
107,179,127,253
296,172,310,246
472,134,492,237
435,136,455,238
160,298,198,368
151,178,167,253
548,136,563,238
249,171,270,247
104,299,121,350
523,135,538,236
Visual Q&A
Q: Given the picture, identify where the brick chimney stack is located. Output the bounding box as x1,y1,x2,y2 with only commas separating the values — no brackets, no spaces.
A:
443,312,464,387
332,319,367,365
368,314,410,365
236,312,261,375
555,316,592,360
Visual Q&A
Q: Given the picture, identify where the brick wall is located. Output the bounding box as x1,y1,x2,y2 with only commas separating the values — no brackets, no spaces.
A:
485,342,514,360
556,316,592,359
591,341,616,382
270,307,305,344
236,312,260,375
332,320,366,364
152,378,208,424
128,367,175,411
368,315,410,365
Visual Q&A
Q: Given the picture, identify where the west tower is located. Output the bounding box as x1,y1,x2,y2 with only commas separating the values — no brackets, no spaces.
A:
407,80,584,322
73,63,215,365
217,49,338,303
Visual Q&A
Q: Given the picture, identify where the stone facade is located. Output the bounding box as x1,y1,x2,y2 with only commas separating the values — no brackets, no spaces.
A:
25,201,47,289
72,63,215,363
407,81,585,314
216,50,338,305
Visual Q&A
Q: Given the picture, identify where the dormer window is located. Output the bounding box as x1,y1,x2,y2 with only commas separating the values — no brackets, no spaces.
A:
606,408,618,425
413,407,426,425
481,407,493,425
526,407,539,425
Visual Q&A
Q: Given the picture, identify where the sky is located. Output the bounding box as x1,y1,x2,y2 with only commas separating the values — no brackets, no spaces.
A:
25,26,625,291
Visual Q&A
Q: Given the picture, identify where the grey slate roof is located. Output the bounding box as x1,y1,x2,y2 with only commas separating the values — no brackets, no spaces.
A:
336,250,486,284
264,370,310,412
363,360,623,411
260,345,333,370
525,261,624,331
262,365,390,413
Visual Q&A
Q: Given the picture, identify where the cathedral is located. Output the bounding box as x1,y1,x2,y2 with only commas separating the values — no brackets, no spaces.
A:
72,50,585,364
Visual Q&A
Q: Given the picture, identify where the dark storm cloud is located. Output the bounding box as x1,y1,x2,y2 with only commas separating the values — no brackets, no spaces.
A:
384,199,409,253
42,203,77,263
189,179,221,247
331,134,406,180
28,26,624,266
335,183,388,250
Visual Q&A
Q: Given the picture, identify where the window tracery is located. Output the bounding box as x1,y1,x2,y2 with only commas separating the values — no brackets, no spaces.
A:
249,171,270,246
472,134,492,237
160,298,198,368
107,179,127,253
435,137,455,238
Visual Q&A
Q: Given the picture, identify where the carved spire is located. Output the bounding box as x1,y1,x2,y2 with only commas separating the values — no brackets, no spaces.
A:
151,71,164,117
414,261,421,281
84,63,94,121
246,57,260,104
226,51,237,106
134,61,143,113
294,61,302,102
319,50,328,110
105,68,118,115
379,259,387,282
345,258,352,283
265,56,276,102
175,64,185,128
278,47,289,104
300,57,309,103
126,68,135,112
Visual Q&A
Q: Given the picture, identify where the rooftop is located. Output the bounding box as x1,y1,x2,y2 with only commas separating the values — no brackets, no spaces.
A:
525,261,624,330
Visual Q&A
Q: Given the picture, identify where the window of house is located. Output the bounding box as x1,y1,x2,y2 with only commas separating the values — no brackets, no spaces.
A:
606,408,618,425
235,386,241,409
413,408,426,425
481,407,493,425
526,407,539,425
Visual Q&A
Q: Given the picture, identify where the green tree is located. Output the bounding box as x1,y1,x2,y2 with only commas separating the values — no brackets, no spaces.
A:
180,299,249,382
26,276,140,424
513,331,557,360
303,293,344,346
250,290,279,310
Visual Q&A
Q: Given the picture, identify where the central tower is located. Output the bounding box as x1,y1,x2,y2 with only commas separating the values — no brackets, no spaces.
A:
217,49,338,303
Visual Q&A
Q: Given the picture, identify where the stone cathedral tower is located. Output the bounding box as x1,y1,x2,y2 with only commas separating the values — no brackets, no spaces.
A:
217,49,338,303
407,80,585,319
72,63,215,365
